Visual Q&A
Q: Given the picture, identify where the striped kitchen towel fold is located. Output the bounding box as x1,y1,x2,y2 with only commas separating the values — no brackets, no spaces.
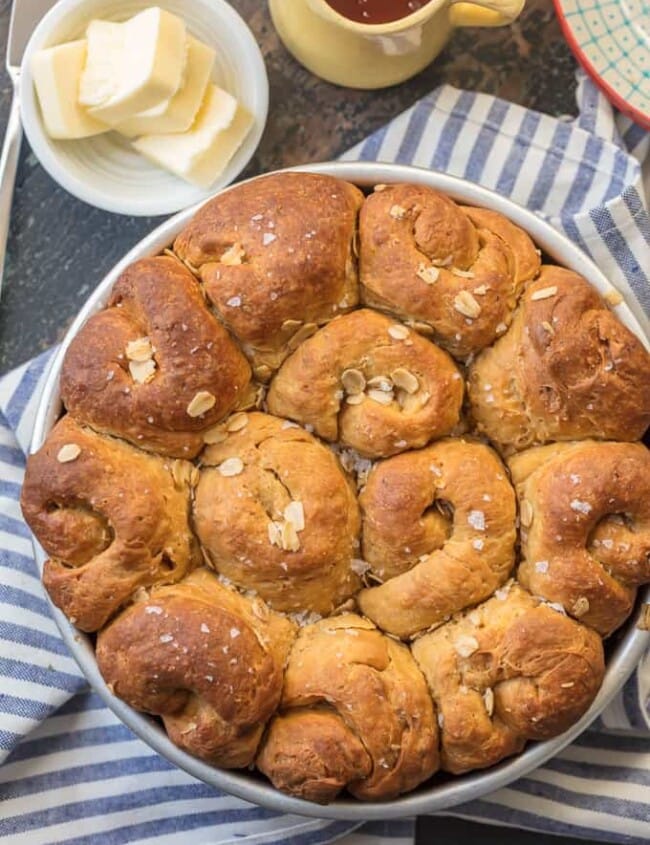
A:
1,69,649,844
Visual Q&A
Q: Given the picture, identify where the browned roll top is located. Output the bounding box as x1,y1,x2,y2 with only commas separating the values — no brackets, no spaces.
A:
20,416,200,631
267,309,464,458
173,172,364,377
509,440,650,636
256,614,439,803
193,412,361,615
96,569,296,767
359,183,540,358
357,438,516,638
412,583,605,774
468,266,650,452
60,255,252,458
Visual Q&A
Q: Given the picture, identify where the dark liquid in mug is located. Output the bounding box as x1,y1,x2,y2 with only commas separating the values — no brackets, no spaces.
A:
325,0,434,24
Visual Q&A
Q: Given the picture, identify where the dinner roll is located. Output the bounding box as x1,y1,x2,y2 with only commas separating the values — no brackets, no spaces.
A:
173,172,364,377
267,309,464,458
468,266,650,453
20,415,200,631
359,184,540,358
412,583,605,773
357,439,516,638
256,614,439,802
96,569,296,768
60,256,251,458
193,412,361,615
509,440,650,636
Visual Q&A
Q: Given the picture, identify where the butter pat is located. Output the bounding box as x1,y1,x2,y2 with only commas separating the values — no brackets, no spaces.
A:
79,7,187,126
116,36,215,137
31,40,107,139
133,84,253,188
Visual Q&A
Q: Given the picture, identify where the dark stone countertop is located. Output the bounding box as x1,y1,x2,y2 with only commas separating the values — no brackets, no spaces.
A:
0,2,588,842
0,0,579,374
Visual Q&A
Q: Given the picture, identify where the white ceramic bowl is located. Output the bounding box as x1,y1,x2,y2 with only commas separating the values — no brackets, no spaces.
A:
19,0,269,216
30,162,650,820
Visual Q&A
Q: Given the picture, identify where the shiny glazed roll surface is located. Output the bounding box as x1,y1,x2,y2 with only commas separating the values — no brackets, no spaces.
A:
60,256,252,458
359,183,540,358
468,266,650,453
256,613,439,802
97,569,296,767
193,412,361,615
21,415,200,631
357,438,517,638
173,172,364,377
267,308,464,458
411,583,605,773
509,440,650,636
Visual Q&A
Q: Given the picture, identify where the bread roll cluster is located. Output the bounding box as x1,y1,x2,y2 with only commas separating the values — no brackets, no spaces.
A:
21,173,650,804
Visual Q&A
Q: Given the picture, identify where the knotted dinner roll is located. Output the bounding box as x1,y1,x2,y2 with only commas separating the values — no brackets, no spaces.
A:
20,416,200,631
173,172,364,378
412,583,604,774
96,569,296,768
359,184,540,358
468,266,650,453
357,439,516,638
509,440,650,636
256,614,439,802
60,256,251,458
193,412,361,615
267,309,464,458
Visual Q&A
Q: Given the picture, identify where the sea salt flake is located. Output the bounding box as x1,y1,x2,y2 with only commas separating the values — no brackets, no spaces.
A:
468,510,486,531
145,606,163,615
570,499,592,515
200,623,210,633
159,634,174,643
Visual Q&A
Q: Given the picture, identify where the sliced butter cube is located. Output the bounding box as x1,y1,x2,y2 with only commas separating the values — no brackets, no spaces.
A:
79,7,187,126
116,36,215,137
133,84,253,188
31,40,107,139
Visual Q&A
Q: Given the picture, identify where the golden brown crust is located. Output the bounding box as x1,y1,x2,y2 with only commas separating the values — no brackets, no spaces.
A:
20,416,200,631
193,412,361,615
468,266,650,453
508,440,650,636
60,256,251,458
357,439,516,638
256,614,439,802
173,172,364,375
267,309,464,458
96,569,296,768
359,185,540,358
411,583,605,774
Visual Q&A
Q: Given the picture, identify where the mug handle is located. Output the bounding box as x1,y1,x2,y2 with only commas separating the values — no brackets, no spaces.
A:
448,0,525,27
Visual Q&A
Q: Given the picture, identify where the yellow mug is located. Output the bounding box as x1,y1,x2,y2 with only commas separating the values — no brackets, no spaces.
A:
269,0,525,89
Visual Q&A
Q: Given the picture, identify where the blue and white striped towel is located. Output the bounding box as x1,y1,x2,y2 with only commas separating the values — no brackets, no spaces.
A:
1,70,650,844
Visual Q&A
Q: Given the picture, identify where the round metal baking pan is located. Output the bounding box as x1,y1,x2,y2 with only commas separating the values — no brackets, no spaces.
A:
29,161,650,821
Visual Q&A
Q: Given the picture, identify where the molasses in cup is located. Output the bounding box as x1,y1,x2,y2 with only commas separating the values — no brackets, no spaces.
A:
269,0,525,89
